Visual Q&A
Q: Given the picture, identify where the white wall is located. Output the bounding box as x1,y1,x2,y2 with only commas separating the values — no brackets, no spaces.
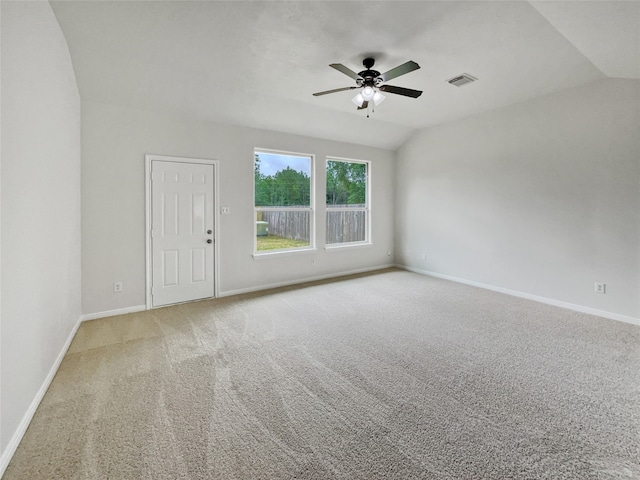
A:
0,0,82,467
82,101,395,316
396,78,640,321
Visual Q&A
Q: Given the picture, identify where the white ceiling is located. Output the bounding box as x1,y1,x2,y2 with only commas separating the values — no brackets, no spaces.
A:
50,1,640,150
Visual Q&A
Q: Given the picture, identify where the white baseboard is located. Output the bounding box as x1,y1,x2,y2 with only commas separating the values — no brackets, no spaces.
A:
83,266,395,318
398,265,640,326
0,315,82,478
219,264,395,298
80,304,146,322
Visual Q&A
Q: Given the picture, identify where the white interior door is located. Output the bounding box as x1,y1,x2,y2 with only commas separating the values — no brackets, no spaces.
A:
151,160,215,307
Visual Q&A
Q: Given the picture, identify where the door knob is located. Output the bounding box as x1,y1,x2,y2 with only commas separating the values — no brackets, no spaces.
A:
207,239,213,244
207,230,212,234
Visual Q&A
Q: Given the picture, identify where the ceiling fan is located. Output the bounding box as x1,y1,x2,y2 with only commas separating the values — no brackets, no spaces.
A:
313,57,422,114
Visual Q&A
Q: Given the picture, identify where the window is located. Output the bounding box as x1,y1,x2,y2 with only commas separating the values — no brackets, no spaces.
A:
326,158,369,245
254,150,314,253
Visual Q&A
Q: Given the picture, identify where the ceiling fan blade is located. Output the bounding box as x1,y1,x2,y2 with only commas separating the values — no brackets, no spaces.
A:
379,84,423,98
379,61,420,82
357,100,369,110
313,86,358,96
329,63,363,80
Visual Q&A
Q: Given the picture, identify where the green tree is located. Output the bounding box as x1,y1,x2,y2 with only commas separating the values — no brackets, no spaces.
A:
254,157,310,207
254,154,270,206
271,167,310,206
326,161,366,205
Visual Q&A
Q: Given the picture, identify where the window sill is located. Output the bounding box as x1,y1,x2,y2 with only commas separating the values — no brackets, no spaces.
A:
325,242,372,252
253,247,317,260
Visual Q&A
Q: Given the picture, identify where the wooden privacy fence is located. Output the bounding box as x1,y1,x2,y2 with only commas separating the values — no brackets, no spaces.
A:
258,205,366,244
326,209,366,244
258,210,311,242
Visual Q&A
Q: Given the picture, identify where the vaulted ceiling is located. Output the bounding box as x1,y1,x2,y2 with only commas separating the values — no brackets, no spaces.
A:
50,1,640,150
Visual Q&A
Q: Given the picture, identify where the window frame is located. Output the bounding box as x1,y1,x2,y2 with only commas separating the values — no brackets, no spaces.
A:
325,156,371,249
253,148,316,257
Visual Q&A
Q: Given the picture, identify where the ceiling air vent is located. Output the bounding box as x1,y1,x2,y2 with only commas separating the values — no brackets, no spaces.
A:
447,73,477,87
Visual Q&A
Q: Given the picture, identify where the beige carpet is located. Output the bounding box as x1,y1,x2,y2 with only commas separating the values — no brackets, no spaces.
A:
4,269,640,479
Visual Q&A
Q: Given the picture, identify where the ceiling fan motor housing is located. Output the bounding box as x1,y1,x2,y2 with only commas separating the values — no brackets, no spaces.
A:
359,58,381,87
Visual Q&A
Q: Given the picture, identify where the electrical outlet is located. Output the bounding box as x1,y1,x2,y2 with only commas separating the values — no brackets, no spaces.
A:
387,250,391,257
421,253,427,261
311,258,316,265
221,206,230,215
114,282,123,293
595,282,606,294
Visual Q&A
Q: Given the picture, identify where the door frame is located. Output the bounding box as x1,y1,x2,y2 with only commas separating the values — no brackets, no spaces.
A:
145,154,220,309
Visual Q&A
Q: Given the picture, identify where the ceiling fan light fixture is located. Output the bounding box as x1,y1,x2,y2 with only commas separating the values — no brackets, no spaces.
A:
373,91,386,105
351,93,365,107
361,86,375,101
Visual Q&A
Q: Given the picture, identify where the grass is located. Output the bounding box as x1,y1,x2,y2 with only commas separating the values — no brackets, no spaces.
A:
256,235,309,251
